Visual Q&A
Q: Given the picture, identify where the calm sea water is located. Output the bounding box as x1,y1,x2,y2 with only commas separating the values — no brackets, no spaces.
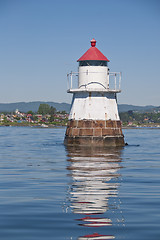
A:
0,126,160,240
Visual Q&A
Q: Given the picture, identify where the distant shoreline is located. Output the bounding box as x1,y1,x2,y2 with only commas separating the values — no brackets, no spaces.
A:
0,123,160,129
123,126,160,129
0,123,66,128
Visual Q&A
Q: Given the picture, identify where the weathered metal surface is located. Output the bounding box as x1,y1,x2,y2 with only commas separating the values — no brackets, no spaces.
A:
64,120,125,147
64,136,124,147
68,92,120,121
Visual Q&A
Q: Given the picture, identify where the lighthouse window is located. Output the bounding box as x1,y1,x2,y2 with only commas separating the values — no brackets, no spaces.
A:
79,60,107,66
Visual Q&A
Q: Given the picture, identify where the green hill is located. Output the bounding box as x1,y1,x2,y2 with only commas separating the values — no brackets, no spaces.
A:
0,102,159,113
118,104,160,113
0,101,70,113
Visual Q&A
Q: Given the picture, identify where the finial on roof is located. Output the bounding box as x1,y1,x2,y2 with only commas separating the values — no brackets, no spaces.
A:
90,38,96,47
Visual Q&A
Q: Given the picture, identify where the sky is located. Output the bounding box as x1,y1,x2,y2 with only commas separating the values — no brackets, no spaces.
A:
0,0,160,106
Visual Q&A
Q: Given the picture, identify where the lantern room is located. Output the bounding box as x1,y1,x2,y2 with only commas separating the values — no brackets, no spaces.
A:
67,39,121,93
77,38,110,90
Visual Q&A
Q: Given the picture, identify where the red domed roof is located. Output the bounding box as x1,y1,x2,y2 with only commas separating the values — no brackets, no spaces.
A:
77,38,109,62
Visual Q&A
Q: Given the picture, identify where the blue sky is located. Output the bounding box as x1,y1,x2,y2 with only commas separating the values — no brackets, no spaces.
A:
0,0,160,106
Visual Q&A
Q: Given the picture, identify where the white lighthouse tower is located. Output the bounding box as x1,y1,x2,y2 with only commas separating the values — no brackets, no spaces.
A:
64,39,124,146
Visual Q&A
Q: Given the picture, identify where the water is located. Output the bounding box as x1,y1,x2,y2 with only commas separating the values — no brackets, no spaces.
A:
0,126,160,240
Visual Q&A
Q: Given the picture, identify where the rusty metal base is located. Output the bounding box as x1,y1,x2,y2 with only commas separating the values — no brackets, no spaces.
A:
64,120,125,147
64,136,125,147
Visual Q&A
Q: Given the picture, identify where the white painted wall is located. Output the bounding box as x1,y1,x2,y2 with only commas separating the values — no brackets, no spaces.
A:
69,92,120,120
78,66,109,90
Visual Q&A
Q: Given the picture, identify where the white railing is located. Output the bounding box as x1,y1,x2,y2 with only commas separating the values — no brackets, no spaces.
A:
67,71,122,92
108,72,121,91
67,72,79,89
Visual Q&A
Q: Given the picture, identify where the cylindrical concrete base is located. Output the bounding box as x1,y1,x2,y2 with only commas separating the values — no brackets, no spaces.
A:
64,120,125,147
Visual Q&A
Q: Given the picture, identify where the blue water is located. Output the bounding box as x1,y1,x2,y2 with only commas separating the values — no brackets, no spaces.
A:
0,126,160,240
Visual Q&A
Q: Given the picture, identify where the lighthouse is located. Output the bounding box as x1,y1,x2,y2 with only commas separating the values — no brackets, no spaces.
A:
64,39,124,147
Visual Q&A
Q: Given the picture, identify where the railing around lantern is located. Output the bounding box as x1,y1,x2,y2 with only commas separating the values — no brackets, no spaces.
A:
67,71,122,93
67,72,79,90
108,72,122,92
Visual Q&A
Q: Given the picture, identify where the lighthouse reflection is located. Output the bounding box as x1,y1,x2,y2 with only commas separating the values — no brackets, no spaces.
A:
66,146,124,240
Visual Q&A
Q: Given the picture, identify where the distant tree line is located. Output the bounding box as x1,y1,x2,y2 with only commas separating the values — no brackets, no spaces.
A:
120,111,160,124
38,104,56,115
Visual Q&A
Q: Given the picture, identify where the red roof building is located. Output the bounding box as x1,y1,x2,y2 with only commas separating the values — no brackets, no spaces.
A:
77,38,109,62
